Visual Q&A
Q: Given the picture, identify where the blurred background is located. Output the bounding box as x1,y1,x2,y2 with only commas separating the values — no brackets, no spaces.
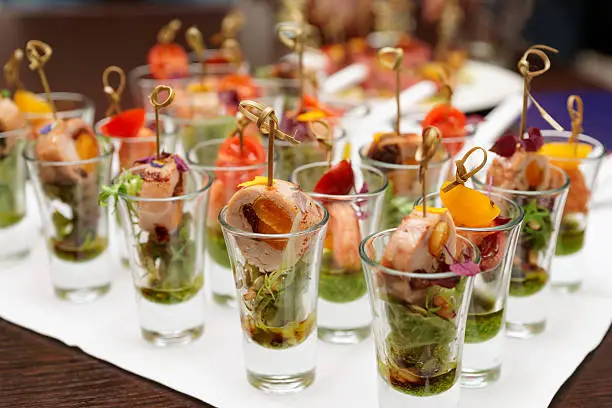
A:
0,0,610,116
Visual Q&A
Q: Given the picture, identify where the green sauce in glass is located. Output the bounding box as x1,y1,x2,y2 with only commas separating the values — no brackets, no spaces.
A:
556,216,585,256
206,227,231,268
465,309,504,344
509,267,548,297
319,249,366,303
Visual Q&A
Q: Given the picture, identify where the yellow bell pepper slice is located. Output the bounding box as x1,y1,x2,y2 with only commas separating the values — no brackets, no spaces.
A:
440,181,500,228
296,110,326,122
13,89,52,114
238,176,274,188
413,205,448,215
539,142,592,169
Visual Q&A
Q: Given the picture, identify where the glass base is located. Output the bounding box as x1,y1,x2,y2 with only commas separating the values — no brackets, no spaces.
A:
141,325,204,347
551,281,582,293
212,292,236,308
505,320,546,339
318,326,370,344
54,284,110,303
246,369,315,394
0,248,30,265
461,365,501,388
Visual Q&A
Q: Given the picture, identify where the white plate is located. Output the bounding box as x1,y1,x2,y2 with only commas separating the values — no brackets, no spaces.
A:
406,60,523,116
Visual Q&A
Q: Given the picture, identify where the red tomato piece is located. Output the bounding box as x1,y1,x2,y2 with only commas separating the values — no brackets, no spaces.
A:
214,135,267,187
422,104,467,138
313,160,355,195
100,109,146,138
147,43,189,80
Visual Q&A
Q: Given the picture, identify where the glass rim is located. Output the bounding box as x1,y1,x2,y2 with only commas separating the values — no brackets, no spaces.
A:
118,167,213,202
273,125,347,147
218,200,330,239
359,230,481,279
94,113,175,142
129,61,247,85
23,136,114,166
0,125,29,139
473,164,570,196
23,92,93,120
539,129,606,163
414,191,525,233
359,142,451,170
290,161,389,199
186,138,270,172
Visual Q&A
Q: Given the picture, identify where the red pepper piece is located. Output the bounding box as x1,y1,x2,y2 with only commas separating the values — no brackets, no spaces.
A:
147,43,189,80
100,109,146,138
215,135,267,187
313,160,355,195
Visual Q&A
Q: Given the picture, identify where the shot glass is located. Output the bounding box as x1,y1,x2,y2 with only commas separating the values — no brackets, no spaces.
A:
96,114,178,266
0,126,33,262
360,232,480,408
117,167,212,346
416,191,524,387
542,131,605,292
24,92,95,131
360,145,450,230
219,203,329,394
291,162,387,344
474,167,570,338
187,139,269,306
25,137,113,302
129,61,248,111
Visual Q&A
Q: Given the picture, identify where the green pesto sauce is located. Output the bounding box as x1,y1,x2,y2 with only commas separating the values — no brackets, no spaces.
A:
179,116,236,154
0,212,24,228
381,180,414,230
52,236,108,263
0,142,25,228
379,357,457,397
139,273,203,305
465,309,504,344
206,227,231,268
247,314,315,349
509,267,548,297
555,216,585,256
318,250,366,303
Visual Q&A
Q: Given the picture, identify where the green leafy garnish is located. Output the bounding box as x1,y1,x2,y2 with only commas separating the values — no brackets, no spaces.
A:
99,171,143,208
0,89,10,99
521,199,552,251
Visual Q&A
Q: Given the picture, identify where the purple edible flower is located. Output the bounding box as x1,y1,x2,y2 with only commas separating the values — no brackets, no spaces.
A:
39,122,55,135
444,245,481,277
219,90,240,109
173,154,189,172
280,114,310,142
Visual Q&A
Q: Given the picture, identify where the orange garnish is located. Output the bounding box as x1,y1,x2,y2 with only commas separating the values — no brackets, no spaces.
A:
296,110,327,122
413,205,448,215
539,142,592,170
440,181,500,227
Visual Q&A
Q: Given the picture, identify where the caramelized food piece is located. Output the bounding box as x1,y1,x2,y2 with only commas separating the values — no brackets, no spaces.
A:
382,208,457,273
133,153,187,235
225,178,323,271
366,133,420,165
35,119,99,183
325,202,361,269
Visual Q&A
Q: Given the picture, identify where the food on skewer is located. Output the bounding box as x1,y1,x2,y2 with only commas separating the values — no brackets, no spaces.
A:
225,177,324,347
0,90,27,227
147,19,189,80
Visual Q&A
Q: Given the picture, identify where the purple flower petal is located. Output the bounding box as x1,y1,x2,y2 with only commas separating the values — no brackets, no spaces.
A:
523,127,543,152
450,261,481,276
219,90,240,109
173,154,189,172
490,134,518,158
280,114,310,142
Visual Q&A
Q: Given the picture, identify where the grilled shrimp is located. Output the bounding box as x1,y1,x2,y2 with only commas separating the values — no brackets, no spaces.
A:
325,202,361,270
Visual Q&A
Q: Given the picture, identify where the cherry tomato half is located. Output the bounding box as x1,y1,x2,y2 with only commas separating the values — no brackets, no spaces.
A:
100,109,146,138
214,135,267,187
147,43,189,80
313,160,354,195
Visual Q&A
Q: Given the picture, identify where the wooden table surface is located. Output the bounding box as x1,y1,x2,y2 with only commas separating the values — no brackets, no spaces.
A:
1,3,611,408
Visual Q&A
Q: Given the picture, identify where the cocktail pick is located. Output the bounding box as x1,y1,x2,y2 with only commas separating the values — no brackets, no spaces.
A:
3,49,25,90
567,94,583,145
149,85,175,159
441,146,487,193
231,111,250,152
416,126,442,216
277,22,306,112
435,0,463,61
211,9,245,45
517,44,561,139
437,64,454,109
25,40,56,121
158,19,182,45
239,100,299,187
220,38,243,65
102,65,126,117
377,47,404,136
186,25,207,76
308,119,333,167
